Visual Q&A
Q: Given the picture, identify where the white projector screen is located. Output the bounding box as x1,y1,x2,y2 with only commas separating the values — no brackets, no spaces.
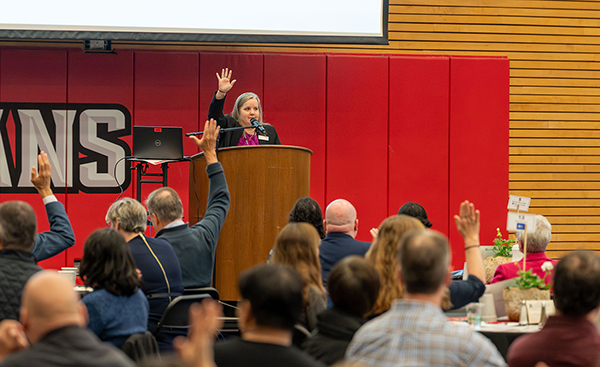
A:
0,0,388,45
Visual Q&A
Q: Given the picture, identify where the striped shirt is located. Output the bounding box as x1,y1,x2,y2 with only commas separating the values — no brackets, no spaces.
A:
346,299,506,367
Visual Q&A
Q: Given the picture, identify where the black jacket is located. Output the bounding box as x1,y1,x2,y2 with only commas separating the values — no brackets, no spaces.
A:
302,307,366,366
208,93,281,148
0,249,42,321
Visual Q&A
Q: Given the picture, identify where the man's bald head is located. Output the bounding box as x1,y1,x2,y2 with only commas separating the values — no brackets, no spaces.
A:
20,271,86,344
325,199,358,237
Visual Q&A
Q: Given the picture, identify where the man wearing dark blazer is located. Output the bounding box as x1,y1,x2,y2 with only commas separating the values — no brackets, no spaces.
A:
319,199,371,285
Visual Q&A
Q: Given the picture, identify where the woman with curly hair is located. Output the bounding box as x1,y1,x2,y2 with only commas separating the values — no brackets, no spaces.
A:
365,215,424,316
79,228,149,348
288,197,326,239
271,222,327,332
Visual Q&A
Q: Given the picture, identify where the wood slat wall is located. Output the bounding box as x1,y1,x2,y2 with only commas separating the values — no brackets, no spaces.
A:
8,0,594,258
173,0,598,259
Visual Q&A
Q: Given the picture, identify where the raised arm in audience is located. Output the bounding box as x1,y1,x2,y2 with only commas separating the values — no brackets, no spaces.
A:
453,200,485,282
174,299,223,367
30,151,75,261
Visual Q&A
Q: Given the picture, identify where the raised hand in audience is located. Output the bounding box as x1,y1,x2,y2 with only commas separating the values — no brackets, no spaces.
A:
189,119,220,165
0,320,29,362
30,151,53,198
453,200,485,282
174,299,223,367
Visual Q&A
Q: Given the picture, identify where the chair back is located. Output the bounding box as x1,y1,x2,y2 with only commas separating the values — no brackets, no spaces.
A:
121,331,160,363
183,287,219,300
154,294,210,335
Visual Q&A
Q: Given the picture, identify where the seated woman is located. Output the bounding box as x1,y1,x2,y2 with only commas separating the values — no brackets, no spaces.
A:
398,202,432,228
288,197,326,239
366,215,424,316
491,214,557,286
79,229,149,348
105,197,184,352
368,201,486,314
271,222,327,333
303,256,380,366
209,68,281,148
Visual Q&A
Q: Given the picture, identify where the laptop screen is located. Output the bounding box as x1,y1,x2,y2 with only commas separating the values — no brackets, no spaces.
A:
133,126,184,160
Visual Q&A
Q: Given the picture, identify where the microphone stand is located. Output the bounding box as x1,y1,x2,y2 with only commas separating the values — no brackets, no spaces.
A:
186,125,261,157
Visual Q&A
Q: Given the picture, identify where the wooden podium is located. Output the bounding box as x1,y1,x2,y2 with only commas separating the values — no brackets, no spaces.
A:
188,145,312,301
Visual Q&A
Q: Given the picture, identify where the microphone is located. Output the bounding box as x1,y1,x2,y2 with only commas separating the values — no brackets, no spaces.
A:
250,118,267,135
185,131,203,136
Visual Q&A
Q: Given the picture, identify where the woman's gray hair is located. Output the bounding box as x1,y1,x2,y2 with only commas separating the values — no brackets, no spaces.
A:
516,214,551,253
105,198,147,234
231,92,263,124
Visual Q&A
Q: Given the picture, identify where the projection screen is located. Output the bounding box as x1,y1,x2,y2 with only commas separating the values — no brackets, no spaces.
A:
0,0,388,45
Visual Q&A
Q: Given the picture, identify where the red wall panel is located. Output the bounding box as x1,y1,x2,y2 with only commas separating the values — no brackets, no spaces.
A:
134,52,199,225
264,54,327,210
449,56,510,266
0,49,68,269
326,55,389,241
388,56,451,243
65,51,135,266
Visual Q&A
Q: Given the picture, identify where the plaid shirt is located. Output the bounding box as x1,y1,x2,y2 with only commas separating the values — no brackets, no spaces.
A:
346,299,506,367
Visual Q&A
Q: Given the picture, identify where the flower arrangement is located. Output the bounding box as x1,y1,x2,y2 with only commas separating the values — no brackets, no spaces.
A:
515,261,553,290
492,228,515,258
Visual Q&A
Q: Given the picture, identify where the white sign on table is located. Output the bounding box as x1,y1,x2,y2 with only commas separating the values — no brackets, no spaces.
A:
507,212,537,232
507,195,531,212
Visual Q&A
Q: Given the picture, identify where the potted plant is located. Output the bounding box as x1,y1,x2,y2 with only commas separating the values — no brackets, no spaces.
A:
483,228,516,283
503,262,553,321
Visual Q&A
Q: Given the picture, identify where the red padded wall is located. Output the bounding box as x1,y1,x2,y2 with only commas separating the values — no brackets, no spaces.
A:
0,49,68,269
326,55,389,241
449,56,510,266
388,56,451,242
134,52,199,226
65,50,134,265
264,54,327,210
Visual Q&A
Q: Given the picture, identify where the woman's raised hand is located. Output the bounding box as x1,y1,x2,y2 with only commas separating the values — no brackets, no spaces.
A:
216,68,236,94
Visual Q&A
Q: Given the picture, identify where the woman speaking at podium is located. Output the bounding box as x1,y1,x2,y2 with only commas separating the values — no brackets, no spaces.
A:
208,68,281,148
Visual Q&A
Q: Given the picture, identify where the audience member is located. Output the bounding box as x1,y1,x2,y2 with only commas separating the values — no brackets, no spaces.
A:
492,214,557,285
450,200,486,307
0,201,42,321
271,223,327,333
508,251,600,367
147,119,230,289
319,199,370,285
106,197,184,352
346,230,505,366
397,202,432,228
79,229,149,348
289,197,326,239
365,215,423,315
28,151,76,262
0,271,134,367
303,256,380,366
213,264,325,367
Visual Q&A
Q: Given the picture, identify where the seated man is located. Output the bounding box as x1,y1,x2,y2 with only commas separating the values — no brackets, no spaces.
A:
147,119,230,289
0,201,42,322
0,271,134,367
492,214,557,285
303,256,380,366
508,251,600,367
319,199,370,284
213,264,326,367
106,197,183,352
28,151,75,262
346,230,505,366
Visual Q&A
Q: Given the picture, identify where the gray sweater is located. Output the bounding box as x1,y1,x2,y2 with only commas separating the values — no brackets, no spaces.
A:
155,162,230,288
